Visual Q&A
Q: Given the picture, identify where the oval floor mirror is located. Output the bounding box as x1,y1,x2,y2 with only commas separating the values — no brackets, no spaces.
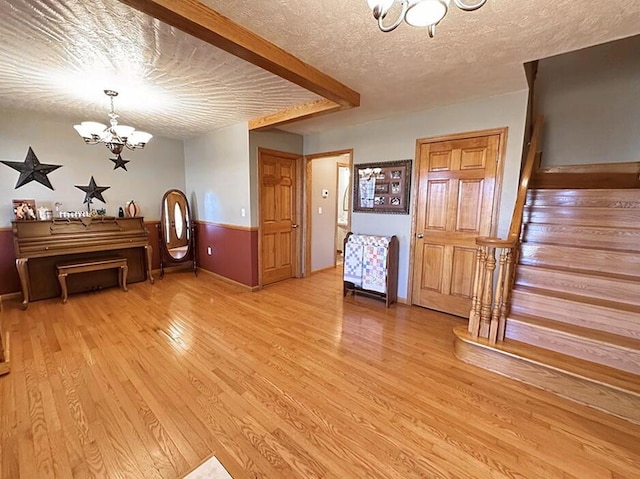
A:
158,189,197,278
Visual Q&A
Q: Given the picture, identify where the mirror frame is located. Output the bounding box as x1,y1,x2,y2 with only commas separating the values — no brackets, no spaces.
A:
157,189,197,278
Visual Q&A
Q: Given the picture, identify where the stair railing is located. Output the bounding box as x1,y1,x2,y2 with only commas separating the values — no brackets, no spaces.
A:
468,116,543,343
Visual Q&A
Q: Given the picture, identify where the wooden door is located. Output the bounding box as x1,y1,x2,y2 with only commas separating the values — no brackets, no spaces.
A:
412,133,502,317
259,150,298,285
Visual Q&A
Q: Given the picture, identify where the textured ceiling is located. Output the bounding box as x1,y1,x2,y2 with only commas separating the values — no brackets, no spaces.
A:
0,0,321,139
1,0,640,139
201,0,640,134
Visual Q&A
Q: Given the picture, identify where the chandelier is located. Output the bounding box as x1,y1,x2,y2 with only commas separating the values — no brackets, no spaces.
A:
366,0,487,37
73,90,153,155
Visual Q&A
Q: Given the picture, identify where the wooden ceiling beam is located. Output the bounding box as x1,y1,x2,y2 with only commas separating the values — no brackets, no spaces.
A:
117,0,360,129
248,99,342,131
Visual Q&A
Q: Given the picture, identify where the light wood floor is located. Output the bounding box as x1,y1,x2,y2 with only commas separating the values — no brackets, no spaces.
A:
1,268,639,478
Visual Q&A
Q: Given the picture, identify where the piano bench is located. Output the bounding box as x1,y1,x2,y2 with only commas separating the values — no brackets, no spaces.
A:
56,257,128,304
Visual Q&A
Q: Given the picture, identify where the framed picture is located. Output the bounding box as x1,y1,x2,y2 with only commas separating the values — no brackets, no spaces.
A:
12,199,37,220
353,159,412,214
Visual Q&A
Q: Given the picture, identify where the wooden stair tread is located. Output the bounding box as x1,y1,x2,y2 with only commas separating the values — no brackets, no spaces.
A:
507,313,640,352
510,286,640,340
521,223,640,252
454,326,640,396
519,243,640,277
515,264,640,307
516,263,640,284
533,163,640,176
513,284,640,314
525,205,640,212
523,205,640,228
526,188,640,208
529,164,640,189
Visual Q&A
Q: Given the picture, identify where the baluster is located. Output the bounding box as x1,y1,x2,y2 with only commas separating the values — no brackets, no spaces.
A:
479,246,496,338
489,248,508,343
497,248,515,341
469,246,487,337
468,245,485,337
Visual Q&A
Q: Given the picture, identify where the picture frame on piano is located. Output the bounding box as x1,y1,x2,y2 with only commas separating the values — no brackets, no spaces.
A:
12,199,37,221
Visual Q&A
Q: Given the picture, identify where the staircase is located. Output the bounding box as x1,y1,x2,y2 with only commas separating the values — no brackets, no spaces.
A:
455,160,640,424
509,188,640,373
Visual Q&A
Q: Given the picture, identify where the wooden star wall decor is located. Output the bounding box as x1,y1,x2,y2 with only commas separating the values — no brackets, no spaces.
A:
1,147,62,190
75,176,110,204
110,154,130,171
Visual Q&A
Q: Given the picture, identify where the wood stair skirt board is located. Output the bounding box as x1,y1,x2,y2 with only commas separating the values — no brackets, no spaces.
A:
453,327,640,425
505,314,640,375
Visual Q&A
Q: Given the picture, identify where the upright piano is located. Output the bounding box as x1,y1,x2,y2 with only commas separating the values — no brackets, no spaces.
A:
13,216,154,308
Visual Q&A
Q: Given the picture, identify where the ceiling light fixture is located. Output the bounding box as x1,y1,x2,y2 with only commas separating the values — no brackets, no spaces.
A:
366,0,487,37
73,90,153,155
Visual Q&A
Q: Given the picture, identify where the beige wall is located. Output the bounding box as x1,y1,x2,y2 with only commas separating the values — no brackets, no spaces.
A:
184,123,250,226
0,109,185,226
535,36,640,166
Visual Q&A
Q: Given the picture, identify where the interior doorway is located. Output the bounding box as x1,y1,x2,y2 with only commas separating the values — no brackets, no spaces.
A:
335,163,351,265
304,150,353,275
410,129,507,317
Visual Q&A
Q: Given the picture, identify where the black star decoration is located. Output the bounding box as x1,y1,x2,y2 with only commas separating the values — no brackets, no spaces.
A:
110,154,130,171
1,147,62,190
75,176,110,204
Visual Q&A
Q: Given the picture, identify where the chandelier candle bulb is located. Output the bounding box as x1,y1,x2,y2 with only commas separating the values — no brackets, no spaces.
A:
73,121,107,142
405,0,449,27
113,125,135,139
73,90,153,155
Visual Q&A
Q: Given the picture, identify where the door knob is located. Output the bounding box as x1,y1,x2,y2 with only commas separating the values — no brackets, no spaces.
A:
292,224,299,228
417,233,424,239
